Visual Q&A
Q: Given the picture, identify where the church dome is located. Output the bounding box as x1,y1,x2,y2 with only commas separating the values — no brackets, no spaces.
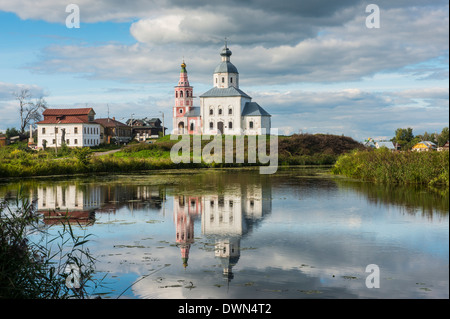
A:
214,61,239,74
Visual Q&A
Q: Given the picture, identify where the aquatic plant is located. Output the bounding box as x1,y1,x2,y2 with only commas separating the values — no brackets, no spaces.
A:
332,148,449,187
0,191,101,299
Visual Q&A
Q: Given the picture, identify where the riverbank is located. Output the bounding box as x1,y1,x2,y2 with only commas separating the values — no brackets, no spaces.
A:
331,148,449,187
0,133,363,178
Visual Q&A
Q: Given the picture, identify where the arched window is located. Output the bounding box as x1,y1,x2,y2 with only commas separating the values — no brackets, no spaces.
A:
222,77,225,83
176,91,178,98
230,77,233,83
209,109,213,115
218,108,222,115
228,108,232,115
229,122,233,129
186,91,189,97
190,122,194,131
180,91,183,97
249,121,254,129
209,122,214,129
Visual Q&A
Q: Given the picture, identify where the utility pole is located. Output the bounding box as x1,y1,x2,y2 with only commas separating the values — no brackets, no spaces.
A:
160,111,165,137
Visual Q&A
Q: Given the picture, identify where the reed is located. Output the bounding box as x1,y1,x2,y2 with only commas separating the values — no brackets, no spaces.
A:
0,192,101,298
332,148,449,186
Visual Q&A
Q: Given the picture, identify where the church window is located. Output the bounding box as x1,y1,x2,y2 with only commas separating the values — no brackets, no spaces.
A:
209,122,213,129
179,109,183,114
218,108,222,115
230,77,233,83
176,91,178,98
190,122,194,131
228,108,232,115
222,77,224,83
249,121,254,129
209,109,213,115
180,91,183,97
229,122,233,129
186,91,189,97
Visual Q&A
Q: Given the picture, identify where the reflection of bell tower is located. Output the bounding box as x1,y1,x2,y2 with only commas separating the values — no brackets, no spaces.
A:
174,195,201,268
215,238,240,282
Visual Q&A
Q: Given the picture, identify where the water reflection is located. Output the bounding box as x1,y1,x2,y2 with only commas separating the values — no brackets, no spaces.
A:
0,168,448,299
173,181,272,282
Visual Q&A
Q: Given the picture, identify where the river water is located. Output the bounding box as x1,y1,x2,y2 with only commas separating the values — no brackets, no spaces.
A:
0,167,448,299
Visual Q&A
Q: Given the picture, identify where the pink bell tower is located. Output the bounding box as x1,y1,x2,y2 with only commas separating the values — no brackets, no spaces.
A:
173,61,194,134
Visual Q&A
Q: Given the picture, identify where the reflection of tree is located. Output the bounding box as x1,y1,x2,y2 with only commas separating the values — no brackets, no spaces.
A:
336,179,449,219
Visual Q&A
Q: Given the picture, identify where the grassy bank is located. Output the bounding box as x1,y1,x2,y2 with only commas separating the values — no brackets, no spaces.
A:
332,148,449,187
0,133,364,178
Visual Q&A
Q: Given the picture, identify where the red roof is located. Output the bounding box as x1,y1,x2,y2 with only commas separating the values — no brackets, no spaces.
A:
42,108,95,116
37,108,96,124
37,117,91,124
95,118,129,127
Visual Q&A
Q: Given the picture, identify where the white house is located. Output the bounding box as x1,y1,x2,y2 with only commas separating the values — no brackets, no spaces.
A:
37,108,101,149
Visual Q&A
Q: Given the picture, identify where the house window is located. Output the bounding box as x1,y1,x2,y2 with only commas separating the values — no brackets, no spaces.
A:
42,128,46,134
52,139,56,144
74,127,78,134
66,139,70,144
229,122,233,129
74,139,78,145
209,122,213,129
249,121,254,129
210,109,213,115
55,127,58,133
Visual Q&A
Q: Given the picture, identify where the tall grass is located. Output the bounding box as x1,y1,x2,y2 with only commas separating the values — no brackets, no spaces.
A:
0,192,101,298
332,148,449,187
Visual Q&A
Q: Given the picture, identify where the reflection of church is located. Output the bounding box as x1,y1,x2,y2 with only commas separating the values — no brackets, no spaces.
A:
173,183,271,281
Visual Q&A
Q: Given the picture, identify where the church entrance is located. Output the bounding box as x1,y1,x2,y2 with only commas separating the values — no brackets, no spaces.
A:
217,121,224,134
178,122,185,134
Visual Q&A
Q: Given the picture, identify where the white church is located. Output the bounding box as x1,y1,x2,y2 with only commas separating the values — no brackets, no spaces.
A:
173,44,271,135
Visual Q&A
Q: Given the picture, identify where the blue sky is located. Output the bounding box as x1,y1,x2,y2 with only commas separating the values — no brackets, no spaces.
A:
0,0,448,141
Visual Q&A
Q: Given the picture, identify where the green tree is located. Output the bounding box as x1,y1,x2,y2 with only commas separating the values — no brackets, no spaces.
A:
5,127,20,138
392,127,414,150
438,127,449,147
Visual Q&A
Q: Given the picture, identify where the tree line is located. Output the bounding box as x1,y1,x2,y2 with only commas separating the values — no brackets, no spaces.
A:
391,127,449,150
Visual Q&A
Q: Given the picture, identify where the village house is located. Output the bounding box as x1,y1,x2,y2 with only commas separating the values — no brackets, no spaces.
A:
412,141,437,152
127,117,166,141
37,108,101,149
437,141,449,151
95,117,132,144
